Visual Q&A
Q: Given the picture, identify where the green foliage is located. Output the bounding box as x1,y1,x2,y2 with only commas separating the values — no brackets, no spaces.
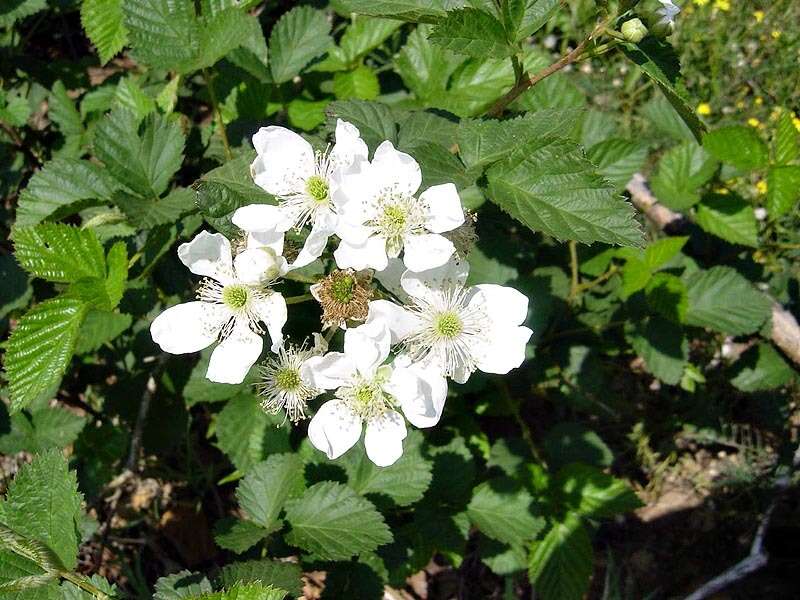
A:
13,224,105,283
695,193,758,247
528,513,592,600
235,454,305,531
269,6,333,84
703,125,769,171
467,479,544,545
429,9,514,59
80,0,128,64
649,141,717,210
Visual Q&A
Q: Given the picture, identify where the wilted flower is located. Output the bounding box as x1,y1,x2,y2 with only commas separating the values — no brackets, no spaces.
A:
310,269,373,329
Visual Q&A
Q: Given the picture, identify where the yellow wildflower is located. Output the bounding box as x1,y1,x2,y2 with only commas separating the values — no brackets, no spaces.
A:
754,97,763,106
697,102,712,116
693,0,709,5
714,188,730,195
714,0,730,10
771,30,782,39
793,117,800,132
753,10,765,22
736,100,745,109
756,180,768,195
747,117,761,128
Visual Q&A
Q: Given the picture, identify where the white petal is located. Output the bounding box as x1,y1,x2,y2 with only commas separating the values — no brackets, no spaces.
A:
373,257,410,302
335,217,372,245
366,300,420,344
308,400,363,460
372,141,422,196
400,256,469,300
291,209,337,269
420,183,464,234
403,233,456,272
302,352,357,389
344,320,391,378
150,301,226,354
334,236,388,271
474,325,533,375
388,363,447,429
251,126,314,196
245,227,285,256
329,119,368,169
206,323,263,384
364,410,407,467
468,284,529,326
232,204,293,234
177,231,234,282
234,247,285,285
253,292,287,352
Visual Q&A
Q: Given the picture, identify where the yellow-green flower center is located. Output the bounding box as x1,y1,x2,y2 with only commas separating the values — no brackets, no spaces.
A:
222,284,249,309
306,175,329,204
275,367,301,391
434,311,463,338
330,274,355,304
380,204,408,237
353,383,377,406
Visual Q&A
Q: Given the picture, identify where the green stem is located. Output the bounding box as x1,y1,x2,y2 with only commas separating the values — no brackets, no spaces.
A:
568,240,580,302
60,572,109,599
283,272,318,284
574,265,619,294
203,68,232,161
284,293,313,305
497,379,547,468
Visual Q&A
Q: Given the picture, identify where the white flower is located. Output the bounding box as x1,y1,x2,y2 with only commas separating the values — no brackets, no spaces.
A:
333,141,465,273
366,259,533,384
234,119,368,269
303,320,447,467
656,0,680,27
257,335,326,423
150,231,288,384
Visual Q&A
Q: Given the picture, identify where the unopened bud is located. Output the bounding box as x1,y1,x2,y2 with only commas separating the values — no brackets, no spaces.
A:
234,247,283,285
621,18,649,43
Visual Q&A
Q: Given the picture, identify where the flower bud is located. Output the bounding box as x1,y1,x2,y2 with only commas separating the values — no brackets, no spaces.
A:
621,18,649,43
234,247,283,285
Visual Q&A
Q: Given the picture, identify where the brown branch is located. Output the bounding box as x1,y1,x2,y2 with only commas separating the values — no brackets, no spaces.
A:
625,173,800,367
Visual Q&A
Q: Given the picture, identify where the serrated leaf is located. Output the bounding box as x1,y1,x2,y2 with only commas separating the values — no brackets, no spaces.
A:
13,224,105,283
213,518,269,554
528,513,592,600
467,479,544,545
486,137,643,247
586,138,648,191
123,0,199,72
287,99,329,132
113,77,156,120
48,81,83,141
111,187,195,228
3,299,89,412
730,343,795,392
683,266,771,335
0,0,47,28
284,482,392,560
334,0,454,23
154,571,213,600
503,0,560,41
333,65,380,100
542,424,613,471
555,463,642,518
630,316,688,385
236,454,305,530
642,235,688,270
195,8,255,72
404,142,473,189
192,582,287,600
645,272,688,323
695,193,758,247
0,255,31,320
15,159,120,227
766,165,800,218
394,24,464,102
703,125,769,171
773,110,799,165
337,430,433,507
73,311,132,354
217,559,302,596
326,100,398,149
80,0,128,64
649,141,717,210
0,406,86,455
1,450,83,570
339,16,402,64
94,109,185,200
640,94,696,143
621,38,705,143
429,8,512,58
269,6,333,84
215,395,291,473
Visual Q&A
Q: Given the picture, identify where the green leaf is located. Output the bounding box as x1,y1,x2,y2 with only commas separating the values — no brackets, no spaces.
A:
620,256,651,298
766,165,800,218
0,93,30,127
217,559,302,596
695,193,758,247
641,94,696,143
486,137,643,247
195,8,256,72
466,479,544,545
326,100,398,149
111,187,195,228
213,518,269,554
645,272,688,323
555,463,642,518
403,142,473,190
333,65,381,100
94,109,185,200
542,423,613,471
0,0,46,28
284,482,392,560
104,241,128,308
642,235,688,270
48,82,84,141
394,25,464,102
235,454,305,531
287,99,330,132
503,0,560,41
630,316,688,385
773,110,799,165
3,299,89,412
123,0,199,71
0,406,86,455
649,141,717,210
113,77,156,120
621,38,705,143
13,224,105,283
333,0,454,23
730,343,795,392
192,582,287,600
73,311,132,354
214,395,291,473
80,0,128,64
683,266,771,335
456,108,584,170
269,6,333,84
397,111,459,151
183,349,248,406
339,16,402,64
1,450,83,570
337,430,433,507
0,255,32,320
15,159,119,227
154,571,213,600
586,138,648,192
429,9,513,58
703,125,769,171
528,513,593,600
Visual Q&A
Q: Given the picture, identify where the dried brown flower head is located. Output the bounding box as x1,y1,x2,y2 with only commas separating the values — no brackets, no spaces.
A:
311,269,373,328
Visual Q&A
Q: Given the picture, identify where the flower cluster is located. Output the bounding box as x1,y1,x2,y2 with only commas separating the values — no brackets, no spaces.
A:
150,121,533,466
